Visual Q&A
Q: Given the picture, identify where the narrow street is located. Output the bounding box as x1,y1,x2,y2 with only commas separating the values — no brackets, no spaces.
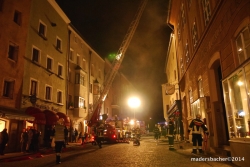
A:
0,136,238,167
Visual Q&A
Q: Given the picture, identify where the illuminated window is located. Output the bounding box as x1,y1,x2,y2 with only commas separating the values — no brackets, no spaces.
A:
192,21,198,48
185,42,189,63
223,63,250,138
181,3,185,28
202,0,211,26
198,79,204,97
189,89,193,103
236,26,250,64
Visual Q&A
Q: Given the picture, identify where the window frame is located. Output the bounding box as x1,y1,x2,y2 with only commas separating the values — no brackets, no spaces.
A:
3,80,15,98
57,90,63,104
46,56,53,71
45,85,52,101
13,10,22,25
32,46,40,63
8,43,19,62
30,79,38,96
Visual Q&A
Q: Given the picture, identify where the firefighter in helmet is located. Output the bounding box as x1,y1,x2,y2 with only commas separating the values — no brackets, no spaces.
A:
167,117,176,151
188,114,209,154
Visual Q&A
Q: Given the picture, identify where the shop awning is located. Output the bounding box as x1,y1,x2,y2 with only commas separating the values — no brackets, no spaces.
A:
0,105,34,121
25,107,46,125
56,112,70,126
44,110,59,125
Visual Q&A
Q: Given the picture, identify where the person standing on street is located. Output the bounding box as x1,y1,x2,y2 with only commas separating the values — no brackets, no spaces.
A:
167,117,176,151
74,128,78,143
64,126,69,145
54,118,66,164
188,114,209,154
0,128,9,155
20,128,28,153
153,124,160,145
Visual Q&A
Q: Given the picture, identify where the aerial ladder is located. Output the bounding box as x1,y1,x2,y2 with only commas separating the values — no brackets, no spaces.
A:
88,0,148,130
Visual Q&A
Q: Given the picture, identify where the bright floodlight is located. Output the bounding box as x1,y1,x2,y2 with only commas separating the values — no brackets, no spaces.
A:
128,97,141,108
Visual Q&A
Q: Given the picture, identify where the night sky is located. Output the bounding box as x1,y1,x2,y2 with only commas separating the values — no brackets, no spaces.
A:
55,0,171,123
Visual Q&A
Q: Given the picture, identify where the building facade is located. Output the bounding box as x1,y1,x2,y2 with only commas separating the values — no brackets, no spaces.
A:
21,0,70,143
0,0,33,153
167,0,250,166
67,25,105,136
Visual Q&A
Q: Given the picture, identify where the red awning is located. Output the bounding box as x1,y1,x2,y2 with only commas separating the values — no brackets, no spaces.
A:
25,107,46,125
44,110,59,125
56,112,70,126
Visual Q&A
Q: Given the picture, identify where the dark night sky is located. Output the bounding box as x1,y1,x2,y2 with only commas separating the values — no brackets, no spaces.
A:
55,0,171,123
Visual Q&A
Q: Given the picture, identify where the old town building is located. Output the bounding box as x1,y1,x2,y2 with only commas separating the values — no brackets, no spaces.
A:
21,0,70,144
0,0,33,152
166,0,250,166
67,24,104,136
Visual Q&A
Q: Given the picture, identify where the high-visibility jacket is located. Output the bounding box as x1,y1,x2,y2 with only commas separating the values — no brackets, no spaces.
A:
188,119,208,135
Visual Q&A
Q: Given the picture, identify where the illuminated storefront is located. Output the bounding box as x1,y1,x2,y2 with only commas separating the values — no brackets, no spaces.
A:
222,61,250,164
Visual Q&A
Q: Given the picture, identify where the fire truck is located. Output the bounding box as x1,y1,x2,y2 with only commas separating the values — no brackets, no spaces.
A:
87,0,148,143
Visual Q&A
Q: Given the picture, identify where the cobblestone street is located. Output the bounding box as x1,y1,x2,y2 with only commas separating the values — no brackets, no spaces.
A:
0,136,239,167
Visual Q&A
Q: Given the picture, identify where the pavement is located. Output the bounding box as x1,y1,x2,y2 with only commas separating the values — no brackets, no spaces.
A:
0,142,83,163
0,136,238,166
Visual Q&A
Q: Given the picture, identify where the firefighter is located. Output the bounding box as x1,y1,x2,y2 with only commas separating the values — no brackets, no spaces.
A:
54,118,66,164
188,114,209,154
167,117,175,151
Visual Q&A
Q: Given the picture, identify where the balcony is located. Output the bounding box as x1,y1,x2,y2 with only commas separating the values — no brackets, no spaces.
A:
73,107,87,118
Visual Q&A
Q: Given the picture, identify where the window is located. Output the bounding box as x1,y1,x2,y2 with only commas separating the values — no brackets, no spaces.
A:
189,89,193,103
3,80,14,98
30,80,38,95
57,90,62,104
181,3,185,28
192,21,198,48
202,0,211,26
46,57,53,71
236,26,250,64
38,22,47,39
32,47,40,63
69,49,73,61
13,10,22,25
177,23,181,40
45,86,52,100
185,42,189,63
58,64,63,77
198,79,204,97
79,97,85,108
223,63,250,138
56,37,62,52
75,73,84,85
0,0,4,11
8,44,18,62
180,57,184,75
68,95,73,108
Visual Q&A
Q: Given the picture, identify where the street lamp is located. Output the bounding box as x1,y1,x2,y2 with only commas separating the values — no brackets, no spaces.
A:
128,97,141,120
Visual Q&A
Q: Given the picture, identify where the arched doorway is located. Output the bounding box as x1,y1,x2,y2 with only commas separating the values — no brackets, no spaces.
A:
208,52,229,147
